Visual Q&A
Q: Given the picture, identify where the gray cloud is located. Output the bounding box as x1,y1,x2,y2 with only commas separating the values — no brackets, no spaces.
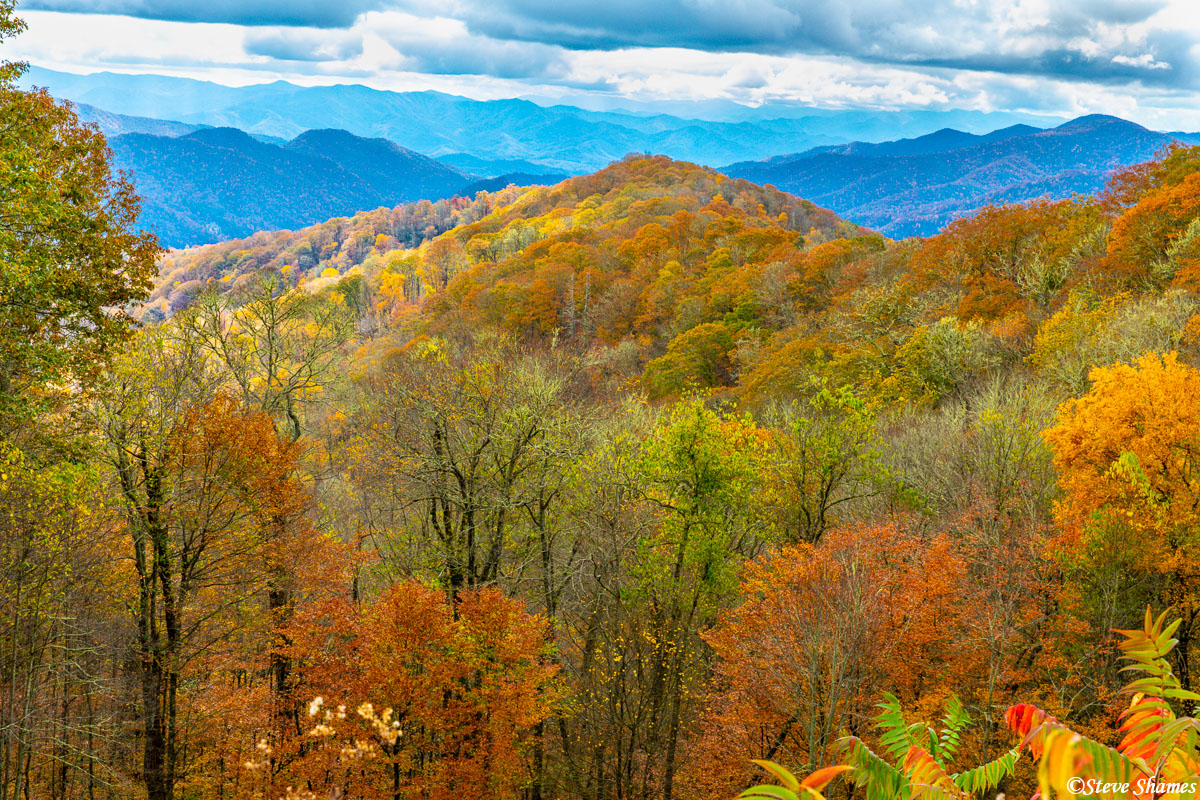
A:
369,17,569,79
395,40,568,79
19,0,1199,91
22,0,386,27
244,30,363,61
422,0,1196,88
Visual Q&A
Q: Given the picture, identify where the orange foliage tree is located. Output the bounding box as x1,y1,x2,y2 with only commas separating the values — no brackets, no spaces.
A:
1105,170,1200,289
907,200,1104,326
683,523,976,800
276,582,561,800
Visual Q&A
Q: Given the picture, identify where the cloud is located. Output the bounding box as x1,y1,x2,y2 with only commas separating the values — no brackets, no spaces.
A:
1112,52,1171,69
21,0,386,27
10,2,1200,131
19,0,1200,89
363,12,569,79
244,30,363,61
415,0,1198,88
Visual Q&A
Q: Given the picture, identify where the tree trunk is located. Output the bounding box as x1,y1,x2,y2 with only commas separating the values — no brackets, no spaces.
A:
141,657,169,800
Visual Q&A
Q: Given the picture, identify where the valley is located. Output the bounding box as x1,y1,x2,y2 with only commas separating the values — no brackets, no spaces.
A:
8,6,1200,800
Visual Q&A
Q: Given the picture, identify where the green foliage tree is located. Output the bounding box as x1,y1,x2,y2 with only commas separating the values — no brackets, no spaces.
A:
761,382,895,543
627,398,767,800
0,2,158,427
644,323,737,398
898,317,999,404
180,276,353,442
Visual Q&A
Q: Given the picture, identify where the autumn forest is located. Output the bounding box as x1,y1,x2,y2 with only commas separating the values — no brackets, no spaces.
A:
8,3,1200,800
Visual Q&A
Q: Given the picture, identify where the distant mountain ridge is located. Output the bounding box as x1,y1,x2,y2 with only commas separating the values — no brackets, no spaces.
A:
23,66,1065,173
107,125,579,248
460,172,571,196
434,154,556,179
723,115,1180,237
798,124,1042,159
110,127,472,247
71,101,208,138
38,68,1199,244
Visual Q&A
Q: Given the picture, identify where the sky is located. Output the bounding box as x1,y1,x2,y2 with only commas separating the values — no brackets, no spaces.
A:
6,0,1200,128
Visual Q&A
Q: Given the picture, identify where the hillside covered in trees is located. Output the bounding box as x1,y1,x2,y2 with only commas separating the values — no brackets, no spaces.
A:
12,2,1200,799
724,114,1178,237
107,127,502,247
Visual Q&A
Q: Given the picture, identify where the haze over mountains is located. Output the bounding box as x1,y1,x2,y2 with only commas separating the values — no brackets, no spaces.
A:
23,66,1063,174
25,67,1197,248
72,102,208,138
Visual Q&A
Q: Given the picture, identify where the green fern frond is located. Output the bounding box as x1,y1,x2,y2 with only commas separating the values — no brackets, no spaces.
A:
876,692,930,764
951,747,1019,793
741,760,800,800
738,762,849,800
908,784,969,800
1033,723,1143,800
938,695,971,763
1151,715,1200,767
841,736,907,800
1117,608,1194,702
738,785,799,800
1072,733,1143,794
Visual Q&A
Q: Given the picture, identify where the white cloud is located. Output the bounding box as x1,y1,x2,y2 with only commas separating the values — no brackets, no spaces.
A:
1112,52,1171,69
7,2,1200,130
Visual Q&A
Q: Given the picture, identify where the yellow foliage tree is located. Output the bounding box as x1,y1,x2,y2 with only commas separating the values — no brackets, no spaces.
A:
1044,351,1200,691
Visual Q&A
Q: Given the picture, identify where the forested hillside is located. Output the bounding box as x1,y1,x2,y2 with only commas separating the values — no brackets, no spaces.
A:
724,115,1176,236
71,101,207,137
68,81,1185,249
142,186,525,319
107,127,473,246
12,2,1200,799
114,140,1200,800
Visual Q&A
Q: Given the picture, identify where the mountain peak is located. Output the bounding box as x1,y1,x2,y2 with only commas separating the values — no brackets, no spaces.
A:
292,128,360,142
288,128,425,159
1053,114,1147,134
182,126,261,148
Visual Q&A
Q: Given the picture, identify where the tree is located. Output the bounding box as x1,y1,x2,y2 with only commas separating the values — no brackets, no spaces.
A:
1102,146,1200,289
1044,351,1200,694
181,276,353,443
744,610,1200,800
100,325,309,800
1030,290,1200,395
0,3,158,427
686,525,974,800
907,200,1097,322
0,6,163,795
0,446,119,800
541,402,660,800
623,398,766,800
177,276,354,753
761,383,894,544
897,317,999,404
282,582,561,800
643,322,738,398
0,2,19,86
351,335,575,597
